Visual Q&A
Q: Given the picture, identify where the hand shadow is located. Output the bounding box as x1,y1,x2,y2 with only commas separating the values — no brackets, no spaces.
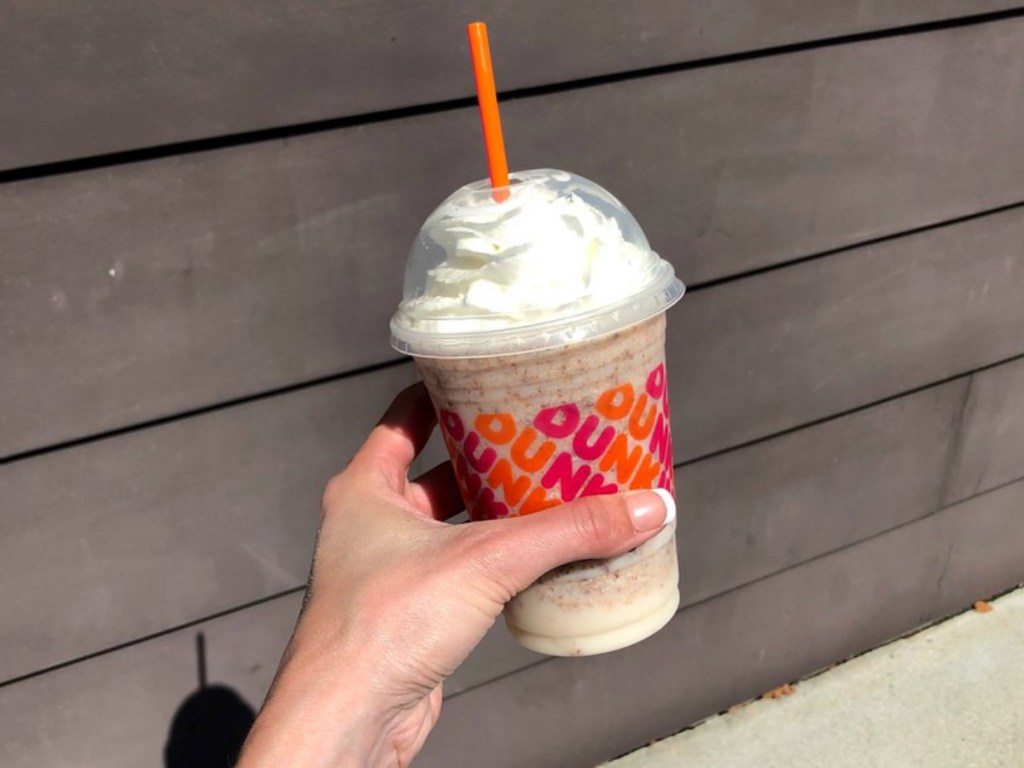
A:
164,633,256,768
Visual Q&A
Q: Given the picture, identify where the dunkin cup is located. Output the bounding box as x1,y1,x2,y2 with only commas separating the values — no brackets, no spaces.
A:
390,169,685,656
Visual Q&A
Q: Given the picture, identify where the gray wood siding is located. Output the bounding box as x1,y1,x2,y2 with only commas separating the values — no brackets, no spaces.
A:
5,18,1024,458
3,5,1023,767
944,356,1024,504
1,1,1016,170
0,595,300,768
676,205,1024,459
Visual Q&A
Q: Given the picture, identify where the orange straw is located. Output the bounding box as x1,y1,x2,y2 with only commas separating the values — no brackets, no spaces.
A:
467,22,510,202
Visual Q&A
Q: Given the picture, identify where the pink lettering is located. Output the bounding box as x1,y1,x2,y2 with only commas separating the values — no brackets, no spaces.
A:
645,363,666,399
571,415,615,461
464,431,497,473
534,403,581,440
657,465,674,493
455,454,482,503
583,472,618,496
475,487,509,520
439,409,465,441
648,414,672,466
541,451,592,502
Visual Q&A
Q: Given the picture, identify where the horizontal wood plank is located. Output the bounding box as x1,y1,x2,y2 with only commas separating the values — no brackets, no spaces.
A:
944,356,1024,504
417,480,1024,768
2,477,1020,768
5,19,1024,457
1,1,1016,170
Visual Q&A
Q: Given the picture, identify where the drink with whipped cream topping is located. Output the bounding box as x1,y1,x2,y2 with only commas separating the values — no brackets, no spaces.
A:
391,169,684,656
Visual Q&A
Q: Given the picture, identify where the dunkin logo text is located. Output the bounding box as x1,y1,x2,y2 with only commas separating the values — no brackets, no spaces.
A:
438,362,674,520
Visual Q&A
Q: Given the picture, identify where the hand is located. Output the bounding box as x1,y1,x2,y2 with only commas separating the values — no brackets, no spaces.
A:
237,382,673,768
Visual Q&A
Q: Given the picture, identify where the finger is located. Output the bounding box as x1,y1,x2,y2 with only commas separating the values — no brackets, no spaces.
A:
399,692,441,767
353,381,436,486
408,461,465,521
428,684,443,722
465,490,676,598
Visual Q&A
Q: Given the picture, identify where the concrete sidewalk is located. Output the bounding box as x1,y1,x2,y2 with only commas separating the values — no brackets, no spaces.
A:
604,586,1024,768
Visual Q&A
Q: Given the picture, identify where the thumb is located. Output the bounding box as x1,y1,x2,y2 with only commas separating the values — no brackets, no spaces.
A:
467,489,676,598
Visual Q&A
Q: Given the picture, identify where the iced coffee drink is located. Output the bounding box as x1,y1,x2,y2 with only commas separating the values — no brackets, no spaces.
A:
391,169,684,655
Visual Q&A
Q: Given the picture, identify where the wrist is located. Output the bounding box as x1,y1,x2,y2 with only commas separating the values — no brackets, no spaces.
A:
238,630,387,767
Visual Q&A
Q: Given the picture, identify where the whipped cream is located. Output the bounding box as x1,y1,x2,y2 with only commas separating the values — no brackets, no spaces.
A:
404,171,660,323
391,169,684,356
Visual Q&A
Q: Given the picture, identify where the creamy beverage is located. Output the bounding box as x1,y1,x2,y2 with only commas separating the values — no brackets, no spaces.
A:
391,169,684,655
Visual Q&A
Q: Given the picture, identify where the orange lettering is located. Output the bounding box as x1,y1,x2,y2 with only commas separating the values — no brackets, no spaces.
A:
629,453,661,489
487,459,532,507
475,413,517,445
599,432,643,484
510,427,556,472
595,383,634,420
628,394,657,440
520,486,561,515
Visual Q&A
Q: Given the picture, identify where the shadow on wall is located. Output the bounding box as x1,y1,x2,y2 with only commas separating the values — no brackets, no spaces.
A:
164,633,256,768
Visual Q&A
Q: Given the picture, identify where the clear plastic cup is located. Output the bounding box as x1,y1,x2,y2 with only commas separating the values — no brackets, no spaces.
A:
391,169,684,656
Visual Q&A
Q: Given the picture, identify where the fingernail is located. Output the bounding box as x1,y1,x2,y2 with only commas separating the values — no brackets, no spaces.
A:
627,489,677,532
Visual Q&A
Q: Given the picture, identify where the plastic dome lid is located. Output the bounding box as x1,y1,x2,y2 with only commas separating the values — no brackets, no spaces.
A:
390,168,684,358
